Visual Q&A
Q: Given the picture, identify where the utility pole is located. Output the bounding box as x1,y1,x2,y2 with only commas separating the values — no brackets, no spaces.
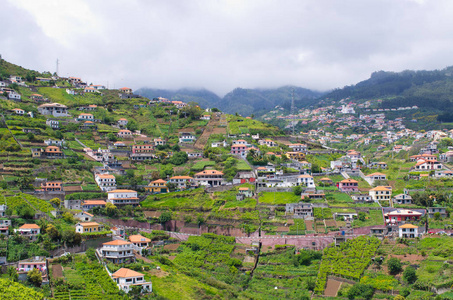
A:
56,59,59,77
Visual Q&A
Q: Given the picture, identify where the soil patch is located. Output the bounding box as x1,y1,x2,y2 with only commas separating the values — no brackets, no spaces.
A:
52,264,64,278
324,279,342,297
149,269,170,278
389,254,424,263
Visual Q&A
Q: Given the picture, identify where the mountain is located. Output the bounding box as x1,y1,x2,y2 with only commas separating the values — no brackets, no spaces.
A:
136,85,324,116
321,67,453,116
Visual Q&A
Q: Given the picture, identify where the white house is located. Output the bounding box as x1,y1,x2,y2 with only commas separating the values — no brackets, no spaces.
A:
369,186,392,202
398,224,419,238
168,176,195,189
75,222,104,234
288,143,307,152
297,175,315,188
211,141,227,148
75,211,94,222
46,119,60,129
118,118,128,127
194,170,224,186
200,114,211,120
14,224,40,240
107,189,139,206
179,132,196,143
77,113,94,121
98,240,135,264
111,268,152,294
393,194,412,205
7,91,21,100
38,103,70,117
95,174,117,191
12,108,25,115
118,130,133,138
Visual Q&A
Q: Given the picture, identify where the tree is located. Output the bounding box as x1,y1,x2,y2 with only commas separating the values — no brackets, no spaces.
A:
16,204,35,219
403,266,417,284
293,185,302,196
107,132,117,142
7,266,18,282
158,212,172,229
61,230,82,247
196,215,205,227
27,132,35,141
127,120,138,132
169,151,188,165
27,268,42,287
347,283,374,300
46,224,60,241
434,212,441,220
358,211,366,222
167,182,178,192
105,202,118,217
85,248,96,261
387,257,402,275
50,198,60,207
62,212,75,223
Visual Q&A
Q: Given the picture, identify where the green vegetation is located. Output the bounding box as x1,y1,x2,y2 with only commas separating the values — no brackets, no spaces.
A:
258,191,300,205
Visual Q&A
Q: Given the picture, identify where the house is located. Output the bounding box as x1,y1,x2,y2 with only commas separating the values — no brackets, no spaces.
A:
89,85,106,90
286,152,306,161
111,268,152,294
410,154,437,162
194,170,224,186
12,108,25,115
288,143,307,152
231,144,248,156
233,171,256,184
107,190,139,207
258,139,278,147
0,205,7,217
43,146,63,159
118,129,133,138
46,119,60,129
428,207,448,219
168,176,194,190
119,87,133,94
318,177,333,186
351,194,373,203
413,160,443,170
337,179,359,192
128,235,151,249
211,141,227,148
369,186,392,202
297,175,315,188
187,151,203,159
14,224,40,240
77,113,94,121
75,222,104,234
200,114,211,120
18,257,47,276
99,240,135,264
132,144,154,154
40,181,62,192
118,118,128,127
145,179,169,193
64,199,81,210
153,138,166,146
365,172,387,182
384,209,423,224
75,211,94,222
237,187,253,198
95,174,117,191
7,91,21,100
285,202,313,219
30,94,45,102
84,87,97,93
346,150,361,161
179,132,196,143
376,162,388,169
393,194,412,205
9,75,22,83
399,224,419,238
37,103,70,117
81,200,106,211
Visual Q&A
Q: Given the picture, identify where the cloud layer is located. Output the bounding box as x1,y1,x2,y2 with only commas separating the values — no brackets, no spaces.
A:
2,0,453,95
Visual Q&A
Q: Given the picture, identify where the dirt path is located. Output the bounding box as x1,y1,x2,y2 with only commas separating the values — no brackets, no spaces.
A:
324,279,342,297
193,116,220,150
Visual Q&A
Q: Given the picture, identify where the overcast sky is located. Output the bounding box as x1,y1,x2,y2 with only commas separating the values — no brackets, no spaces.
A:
2,0,453,96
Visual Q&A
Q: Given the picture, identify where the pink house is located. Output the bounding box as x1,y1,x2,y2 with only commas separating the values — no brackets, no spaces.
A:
231,144,247,155
337,179,359,192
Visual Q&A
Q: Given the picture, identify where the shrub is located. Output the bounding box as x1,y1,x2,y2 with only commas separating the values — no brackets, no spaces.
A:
387,257,402,275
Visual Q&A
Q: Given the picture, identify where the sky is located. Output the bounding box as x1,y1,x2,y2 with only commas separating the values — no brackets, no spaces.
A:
2,0,453,96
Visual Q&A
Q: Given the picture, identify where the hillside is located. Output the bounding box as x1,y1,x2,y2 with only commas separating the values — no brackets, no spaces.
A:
137,85,323,117
321,67,453,120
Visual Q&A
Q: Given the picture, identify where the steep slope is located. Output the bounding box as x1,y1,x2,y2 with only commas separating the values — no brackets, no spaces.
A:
136,88,222,109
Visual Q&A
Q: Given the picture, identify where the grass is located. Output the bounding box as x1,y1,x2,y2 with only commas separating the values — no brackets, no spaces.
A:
258,191,300,205
190,160,216,171
141,188,214,210
352,210,384,228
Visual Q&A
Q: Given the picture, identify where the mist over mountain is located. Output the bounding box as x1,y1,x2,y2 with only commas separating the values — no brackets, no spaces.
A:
137,85,324,116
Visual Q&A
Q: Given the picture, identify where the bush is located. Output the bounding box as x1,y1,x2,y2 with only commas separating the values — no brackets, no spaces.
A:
387,257,402,275
346,283,374,300
403,266,417,284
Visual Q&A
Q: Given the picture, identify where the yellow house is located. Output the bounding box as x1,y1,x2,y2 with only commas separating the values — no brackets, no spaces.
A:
286,152,306,161
145,179,169,193
75,222,104,233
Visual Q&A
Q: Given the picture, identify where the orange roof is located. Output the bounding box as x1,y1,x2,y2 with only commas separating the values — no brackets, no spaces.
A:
78,222,100,227
96,174,115,179
108,189,137,193
150,179,167,184
81,212,94,217
82,200,106,205
118,118,128,121
298,175,313,178
370,186,392,191
170,176,193,180
103,240,132,246
19,224,40,229
128,235,151,243
238,187,249,191
195,170,223,176
367,172,386,177
340,179,358,183
119,87,131,90
320,177,331,181
112,268,143,278
399,224,418,229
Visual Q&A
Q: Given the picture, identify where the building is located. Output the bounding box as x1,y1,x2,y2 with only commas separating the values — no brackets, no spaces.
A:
18,257,47,275
118,118,128,127
107,190,139,206
393,194,412,205
384,209,423,224
7,91,21,100
132,144,154,154
237,187,253,198
95,174,117,192
179,132,196,143
0,204,7,217
118,129,133,138
37,103,70,117
168,176,194,190
77,113,94,121
318,177,333,186
75,211,94,222
145,179,169,193
46,119,60,129
427,207,448,219
64,199,81,210
43,146,63,159
81,200,106,211
194,170,224,186
365,172,387,182
99,240,135,264
399,224,419,238
297,175,315,188
12,108,25,115
369,186,392,202
288,143,307,152
128,234,151,249
351,194,373,203
231,144,248,156
14,224,40,240
75,222,104,234
285,202,313,219
119,87,133,94
337,179,359,192
111,268,152,294
413,160,443,170
154,138,166,146
40,181,62,192
286,152,306,161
